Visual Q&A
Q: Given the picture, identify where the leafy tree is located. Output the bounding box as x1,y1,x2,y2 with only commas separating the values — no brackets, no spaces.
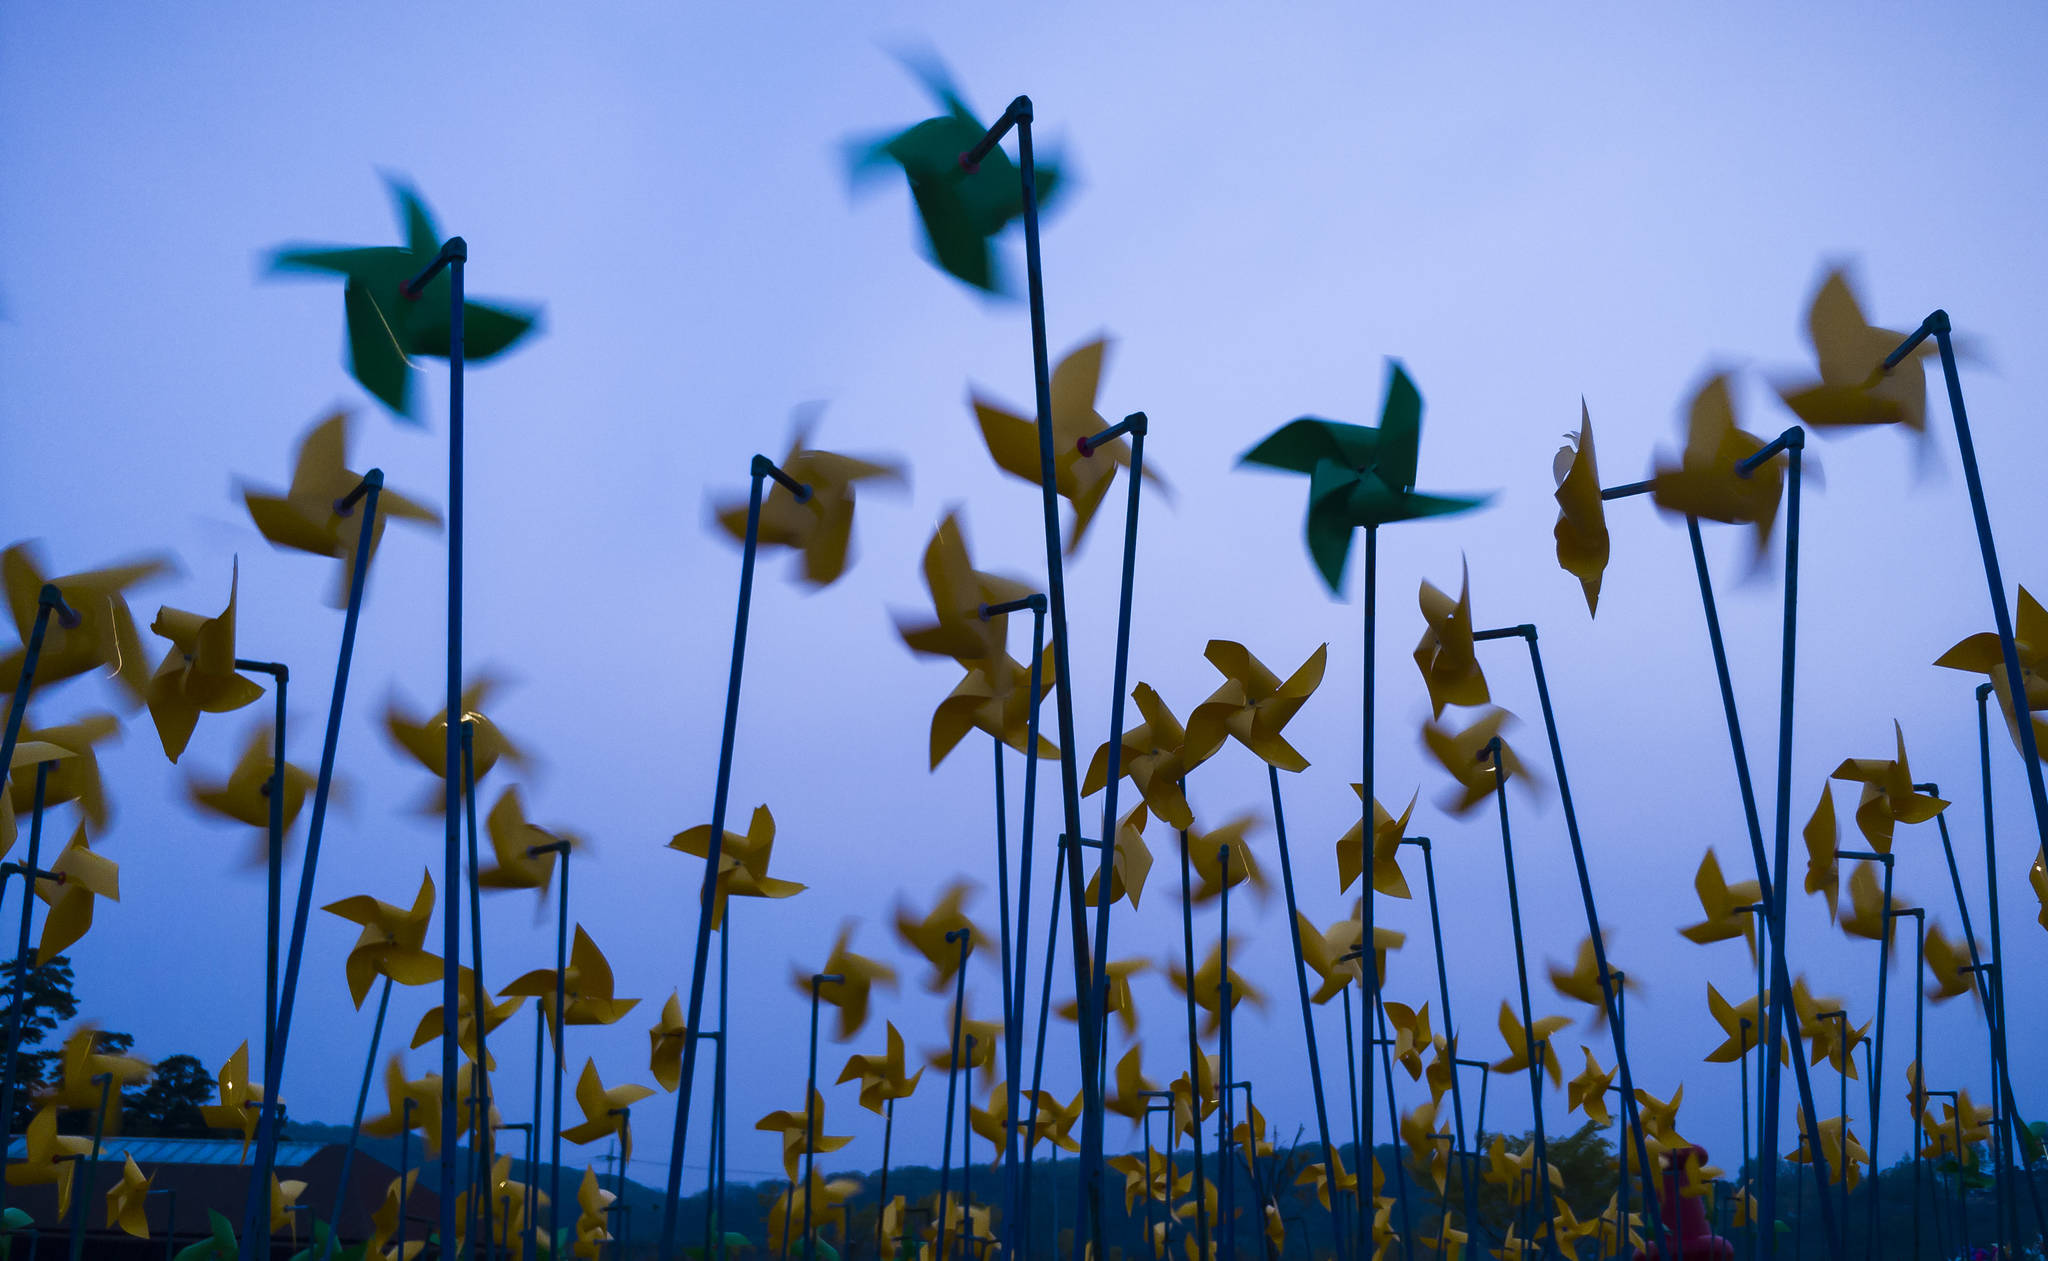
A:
0,955,80,1129
123,1053,218,1137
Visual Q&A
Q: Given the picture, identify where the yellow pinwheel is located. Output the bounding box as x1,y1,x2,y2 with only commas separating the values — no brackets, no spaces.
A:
570,1166,614,1260
1777,267,1931,433
1830,722,1947,851
648,992,689,1092
1083,683,1203,830
1807,1007,1869,1078
366,1170,421,1261
1,739,72,860
12,714,118,832
1704,983,1784,1064
501,924,640,1030
755,1089,852,1180
1,543,172,704
1546,934,1637,1021
49,1025,150,1133
6,1104,91,1217
1935,587,2048,762
1804,782,1841,921
269,1175,309,1239
1296,911,1356,1003
972,336,1165,554
928,644,1059,770
411,967,522,1068
479,785,576,897
1167,937,1266,1037
1108,1148,1187,1214
1295,1147,1357,1212
924,1006,1003,1085
1492,1002,1568,1087
456,1156,544,1261
1414,562,1490,717
669,803,805,930
385,673,530,797
1336,785,1415,899
1057,956,1151,1036
1840,861,1901,943
797,922,899,1041
893,880,991,992
1402,1097,1450,1191
364,1057,463,1155
1023,1089,1084,1156
1679,849,1761,954
1382,1001,1435,1081
1187,813,1269,904
1105,1045,1158,1126
187,720,316,868
199,1042,267,1157
1924,923,1975,1002
1422,707,1535,815
1567,1048,1615,1125
766,1172,863,1254
560,1059,654,1158
106,1154,152,1238
1183,640,1326,771
239,409,439,604
1083,803,1154,910
1651,373,1784,559
143,561,265,762
1792,1112,1869,1191
36,824,119,963
1553,402,1608,615
712,411,906,588
322,871,441,1008
836,1021,924,1114
892,512,1034,682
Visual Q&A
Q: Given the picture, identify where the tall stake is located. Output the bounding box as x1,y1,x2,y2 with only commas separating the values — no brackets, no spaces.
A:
1888,906,1924,1261
935,931,973,1261
0,584,76,775
547,843,573,1247
963,96,1105,1254
239,472,386,1261
1482,739,1561,1258
1268,766,1348,1261
1358,525,1377,1255
67,1074,112,1261
1174,818,1210,1261
0,760,59,1231
1470,624,1667,1253
1402,838,1479,1249
659,454,810,1260
800,973,843,1261
321,975,394,1261
1973,684,2035,1244
462,720,497,1261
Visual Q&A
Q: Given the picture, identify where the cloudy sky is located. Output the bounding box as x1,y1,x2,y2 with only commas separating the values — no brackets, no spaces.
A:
3,2,2046,1196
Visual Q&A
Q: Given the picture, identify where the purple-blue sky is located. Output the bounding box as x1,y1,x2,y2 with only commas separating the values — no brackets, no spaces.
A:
3,3,2046,1192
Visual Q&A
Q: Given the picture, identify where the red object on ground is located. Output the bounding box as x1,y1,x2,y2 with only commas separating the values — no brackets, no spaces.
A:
1632,1144,1735,1261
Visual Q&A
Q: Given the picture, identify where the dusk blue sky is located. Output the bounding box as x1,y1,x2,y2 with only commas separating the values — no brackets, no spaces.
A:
3,3,2046,1195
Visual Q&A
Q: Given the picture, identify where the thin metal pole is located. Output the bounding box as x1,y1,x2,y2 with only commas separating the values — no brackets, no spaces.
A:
1473,627,1668,1252
1084,415,1149,1098
0,760,55,1230
1007,98,1106,1259
1359,525,1377,1257
531,999,545,1261
1175,817,1211,1261
1219,848,1237,1261
231,660,288,1109
66,1073,111,1261
432,244,470,1261
1004,598,1046,1261
936,931,972,1261
1405,838,1478,1249
0,586,73,783
800,974,843,1261
660,457,806,1260
239,473,386,1261
990,734,1020,1261
1021,827,1065,1257
463,720,495,1261
876,1094,894,1261
1483,738,1561,1258
1370,1002,1415,1260
397,1097,416,1257
1889,907,1924,1261
321,975,394,1261
1268,766,1348,1260
551,844,572,1247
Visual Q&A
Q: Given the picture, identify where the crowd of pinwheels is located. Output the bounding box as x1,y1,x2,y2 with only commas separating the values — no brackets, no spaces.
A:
3,56,2046,1261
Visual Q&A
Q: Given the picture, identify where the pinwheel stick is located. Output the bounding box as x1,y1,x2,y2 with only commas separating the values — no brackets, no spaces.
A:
1887,906,1926,1261
936,930,972,1261
0,583,77,777
1082,413,1148,1104
66,1072,112,1261
0,759,59,1232
660,452,810,1261
1364,984,1416,1260
461,721,497,1261
238,470,385,1261
961,89,1109,1258
1924,1090,1972,1252
232,657,288,1097
1267,766,1351,1261
1173,814,1211,1261
1480,738,1564,1257
1884,313,2048,847
1218,849,1238,1261
1598,477,1843,1261
1468,623,1667,1252
144,1187,176,1261
1399,835,1482,1249
318,974,394,1261
531,834,574,1248
980,589,1046,1261
799,973,843,1261
1356,524,1379,1261
1835,845,1896,1258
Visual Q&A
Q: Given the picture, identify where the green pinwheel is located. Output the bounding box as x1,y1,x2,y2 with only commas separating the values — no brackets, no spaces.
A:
1239,361,1489,593
269,176,541,420
848,54,1065,294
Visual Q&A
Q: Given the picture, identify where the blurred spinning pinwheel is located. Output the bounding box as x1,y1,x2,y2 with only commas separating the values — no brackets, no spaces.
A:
797,923,899,1041
893,880,990,993
1777,267,1931,434
1651,374,1784,560
712,408,906,588
269,178,541,419
501,925,640,1030
1,543,172,704
928,645,1059,770
1422,706,1535,815
37,824,119,963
